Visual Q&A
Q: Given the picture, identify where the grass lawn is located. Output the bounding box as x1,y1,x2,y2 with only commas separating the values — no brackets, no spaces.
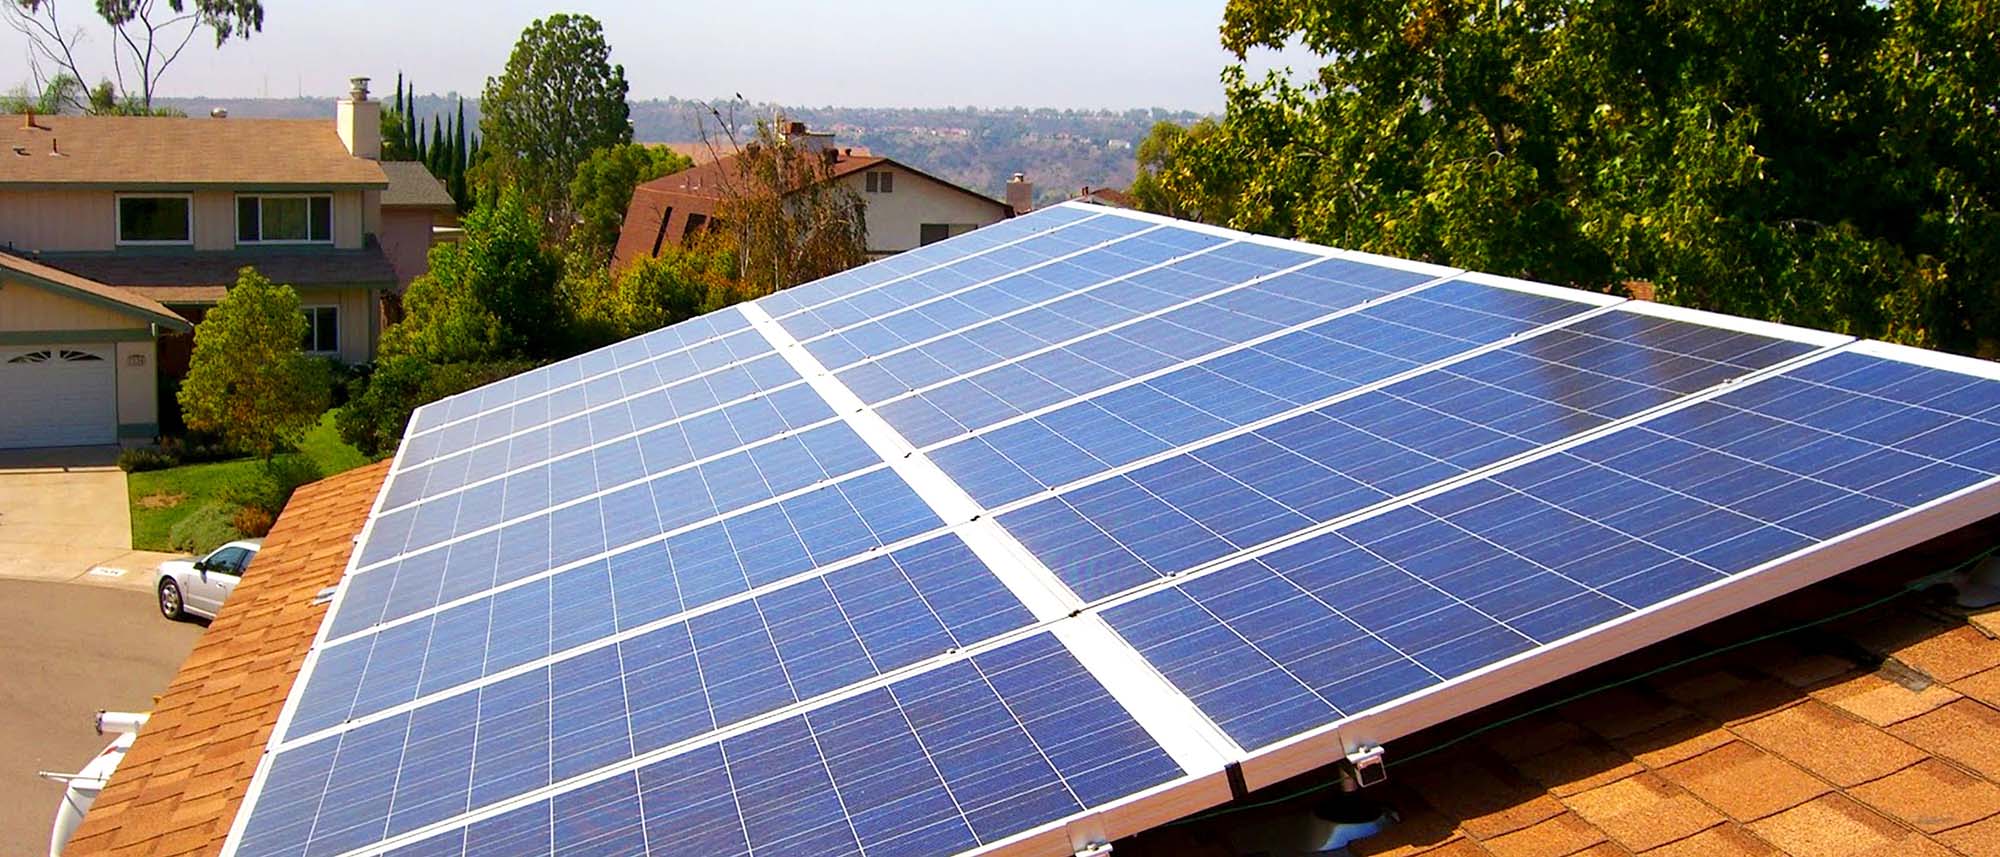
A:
128,412,372,552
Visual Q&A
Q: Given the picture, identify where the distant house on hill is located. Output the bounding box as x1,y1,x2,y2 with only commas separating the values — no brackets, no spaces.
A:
0,77,452,449
613,123,1013,270
1075,185,1138,209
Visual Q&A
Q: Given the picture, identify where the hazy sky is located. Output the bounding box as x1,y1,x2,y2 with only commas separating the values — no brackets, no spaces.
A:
2,1,1312,111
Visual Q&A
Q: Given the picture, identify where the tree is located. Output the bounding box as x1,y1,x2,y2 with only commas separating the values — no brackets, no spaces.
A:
0,72,81,113
5,0,263,112
702,113,868,293
178,268,330,460
568,143,695,259
1192,0,2000,355
1129,119,1238,223
478,13,632,235
382,189,564,363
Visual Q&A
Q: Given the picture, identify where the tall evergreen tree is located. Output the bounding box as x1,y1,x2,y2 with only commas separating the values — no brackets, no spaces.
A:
429,114,447,175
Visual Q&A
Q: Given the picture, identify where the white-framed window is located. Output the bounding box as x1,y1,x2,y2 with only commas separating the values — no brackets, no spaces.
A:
116,194,193,245
302,306,339,354
864,170,895,193
238,194,333,244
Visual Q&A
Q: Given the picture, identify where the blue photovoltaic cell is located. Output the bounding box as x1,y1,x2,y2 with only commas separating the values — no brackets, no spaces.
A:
994,304,1819,602
777,214,1156,343
1102,350,2000,750
318,462,944,682
846,242,1328,423
802,226,1231,372
293,531,1025,741
757,205,1099,319
329,633,1183,857
932,277,1596,508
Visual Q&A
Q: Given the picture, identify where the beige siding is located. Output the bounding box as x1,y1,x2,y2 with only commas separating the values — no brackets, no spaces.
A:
115,339,159,430
0,190,115,251
298,285,376,363
845,167,1009,255
334,189,365,249
193,190,235,250
0,278,147,331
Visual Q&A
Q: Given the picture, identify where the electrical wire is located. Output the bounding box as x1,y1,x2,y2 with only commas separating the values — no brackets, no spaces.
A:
1163,546,1994,828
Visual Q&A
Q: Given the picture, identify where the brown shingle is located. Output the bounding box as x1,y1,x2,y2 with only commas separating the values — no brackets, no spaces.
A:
1937,813,2000,857
1479,812,1607,857
1811,670,1963,726
1398,753,1569,840
1656,741,1830,822
2,114,386,187
0,250,190,329
1732,700,1927,787
1864,622,2000,682
1560,773,1722,851
1746,794,1943,857
1846,757,2000,833
1887,699,2000,780
40,246,397,291
1638,824,1780,857
63,461,388,857
1958,666,2000,707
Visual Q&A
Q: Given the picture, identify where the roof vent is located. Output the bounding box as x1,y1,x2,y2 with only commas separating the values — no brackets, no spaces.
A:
211,107,228,119
21,109,46,131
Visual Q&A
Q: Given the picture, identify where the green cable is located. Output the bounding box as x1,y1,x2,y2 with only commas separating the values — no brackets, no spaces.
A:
1164,546,1994,828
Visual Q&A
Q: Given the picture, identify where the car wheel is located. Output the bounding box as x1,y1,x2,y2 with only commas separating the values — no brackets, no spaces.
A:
158,579,184,621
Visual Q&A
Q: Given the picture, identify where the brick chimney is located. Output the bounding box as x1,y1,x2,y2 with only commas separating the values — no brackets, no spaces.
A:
1006,172,1034,215
336,76,380,160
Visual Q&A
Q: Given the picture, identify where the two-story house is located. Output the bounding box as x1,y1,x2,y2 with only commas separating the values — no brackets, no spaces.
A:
0,78,449,450
612,123,1014,270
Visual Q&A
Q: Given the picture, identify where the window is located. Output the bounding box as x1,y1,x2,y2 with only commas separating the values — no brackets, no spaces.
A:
7,348,104,364
238,195,333,243
117,195,191,244
205,546,250,576
920,223,978,246
302,306,339,354
865,170,894,193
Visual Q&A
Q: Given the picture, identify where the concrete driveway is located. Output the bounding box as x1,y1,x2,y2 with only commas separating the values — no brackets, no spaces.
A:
0,448,179,592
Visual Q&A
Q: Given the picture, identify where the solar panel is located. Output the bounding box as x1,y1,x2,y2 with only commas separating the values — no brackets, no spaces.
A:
225,204,2000,857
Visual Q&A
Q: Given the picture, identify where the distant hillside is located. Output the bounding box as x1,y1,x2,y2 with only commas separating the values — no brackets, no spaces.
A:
156,96,1198,206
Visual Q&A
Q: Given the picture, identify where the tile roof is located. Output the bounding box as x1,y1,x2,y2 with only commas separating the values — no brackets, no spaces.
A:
3,114,387,188
61,461,389,857
36,244,397,294
376,161,455,209
0,249,191,329
1127,525,2000,857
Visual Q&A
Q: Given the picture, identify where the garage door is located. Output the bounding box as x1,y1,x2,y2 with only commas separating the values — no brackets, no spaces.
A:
0,345,117,449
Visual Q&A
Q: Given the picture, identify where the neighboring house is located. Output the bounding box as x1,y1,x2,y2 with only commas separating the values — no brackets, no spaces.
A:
1074,185,1137,209
0,78,451,449
612,123,1013,269
375,161,458,292
0,252,189,448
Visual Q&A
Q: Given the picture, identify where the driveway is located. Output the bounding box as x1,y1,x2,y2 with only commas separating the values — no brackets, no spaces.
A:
0,448,180,592
0,578,203,854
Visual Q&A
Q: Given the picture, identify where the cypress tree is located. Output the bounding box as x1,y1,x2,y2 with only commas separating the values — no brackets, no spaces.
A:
454,98,469,202
429,114,446,176
404,82,420,156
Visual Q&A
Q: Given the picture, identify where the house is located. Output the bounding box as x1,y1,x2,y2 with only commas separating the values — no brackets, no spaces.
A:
1075,184,1138,209
0,78,450,448
612,122,1013,269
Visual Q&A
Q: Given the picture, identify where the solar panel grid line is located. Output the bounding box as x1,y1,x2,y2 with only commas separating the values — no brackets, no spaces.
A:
399,210,1108,443
381,353,804,496
1235,454,2000,795
1069,311,1856,622
1086,204,1466,283
744,302,1239,777
401,306,751,443
967,295,1635,526
352,405,867,575
290,627,1128,857
850,248,1400,416
785,221,1199,350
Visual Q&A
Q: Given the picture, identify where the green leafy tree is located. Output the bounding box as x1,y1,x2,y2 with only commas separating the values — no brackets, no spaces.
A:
1129,119,1238,223
1192,0,2000,354
0,73,81,114
383,189,564,363
178,268,331,460
569,143,695,259
478,13,633,235
704,115,868,293
6,0,263,111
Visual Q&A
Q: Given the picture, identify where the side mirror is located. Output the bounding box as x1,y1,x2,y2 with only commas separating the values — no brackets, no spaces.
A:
192,560,210,573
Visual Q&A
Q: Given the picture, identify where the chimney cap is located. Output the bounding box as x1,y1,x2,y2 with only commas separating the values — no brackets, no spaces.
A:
348,76,371,101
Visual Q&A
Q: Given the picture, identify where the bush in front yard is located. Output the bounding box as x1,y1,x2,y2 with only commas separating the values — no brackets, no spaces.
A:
118,446,179,472
230,506,276,538
167,502,241,554
338,356,538,457
221,455,323,517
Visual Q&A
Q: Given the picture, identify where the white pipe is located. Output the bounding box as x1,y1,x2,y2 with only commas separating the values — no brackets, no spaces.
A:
94,711,148,736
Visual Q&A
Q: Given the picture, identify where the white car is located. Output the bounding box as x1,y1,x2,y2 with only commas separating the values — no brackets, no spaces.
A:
155,538,261,621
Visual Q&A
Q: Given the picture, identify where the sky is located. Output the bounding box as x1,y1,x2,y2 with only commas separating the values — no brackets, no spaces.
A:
1,0,1312,111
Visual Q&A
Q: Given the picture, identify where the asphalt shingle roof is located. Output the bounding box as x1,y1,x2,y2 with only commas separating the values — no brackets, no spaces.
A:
3,114,388,188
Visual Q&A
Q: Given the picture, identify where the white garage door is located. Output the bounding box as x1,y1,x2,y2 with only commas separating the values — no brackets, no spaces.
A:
0,345,118,449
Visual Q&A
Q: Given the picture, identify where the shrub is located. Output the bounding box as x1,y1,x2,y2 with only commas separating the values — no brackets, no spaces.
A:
222,455,323,517
167,502,242,554
230,505,276,538
338,356,538,456
118,445,180,473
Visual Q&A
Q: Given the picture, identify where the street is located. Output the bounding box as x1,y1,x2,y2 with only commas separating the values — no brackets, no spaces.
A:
0,579,202,856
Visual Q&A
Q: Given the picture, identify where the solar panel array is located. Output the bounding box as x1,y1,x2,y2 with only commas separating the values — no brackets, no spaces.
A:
225,203,2000,857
